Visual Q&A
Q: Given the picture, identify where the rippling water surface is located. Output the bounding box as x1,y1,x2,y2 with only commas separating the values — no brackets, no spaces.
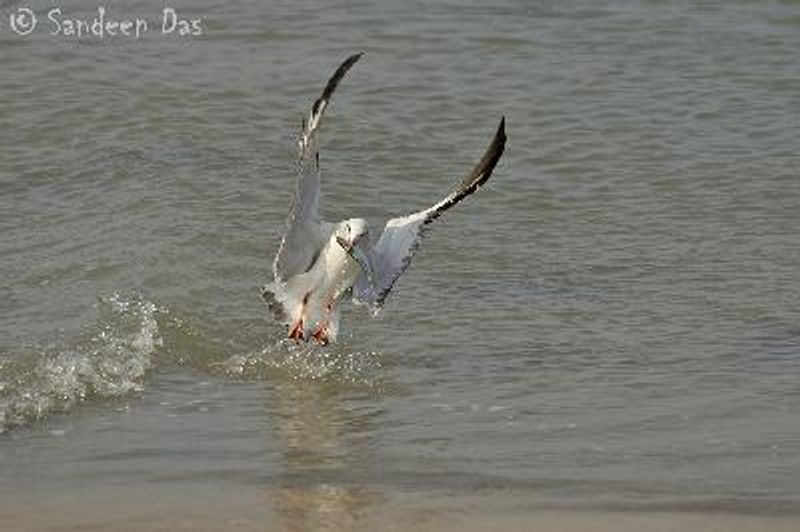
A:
1,0,799,526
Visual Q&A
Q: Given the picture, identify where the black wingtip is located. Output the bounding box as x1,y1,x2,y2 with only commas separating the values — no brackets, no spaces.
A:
349,51,366,63
306,52,364,135
468,115,507,191
493,116,507,154
319,52,364,104
426,115,507,222
338,51,365,77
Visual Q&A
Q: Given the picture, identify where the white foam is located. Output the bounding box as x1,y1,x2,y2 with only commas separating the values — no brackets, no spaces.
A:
0,293,162,431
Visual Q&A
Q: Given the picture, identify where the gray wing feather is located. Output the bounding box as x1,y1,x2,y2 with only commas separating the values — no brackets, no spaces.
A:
273,53,363,281
354,117,507,309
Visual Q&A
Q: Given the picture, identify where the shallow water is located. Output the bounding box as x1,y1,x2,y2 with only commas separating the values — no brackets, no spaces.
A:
1,0,799,524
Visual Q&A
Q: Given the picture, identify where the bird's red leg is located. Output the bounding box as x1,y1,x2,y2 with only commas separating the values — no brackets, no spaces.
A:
288,292,312,342
288,319,304,341
311,300,334,345
311,328,328,346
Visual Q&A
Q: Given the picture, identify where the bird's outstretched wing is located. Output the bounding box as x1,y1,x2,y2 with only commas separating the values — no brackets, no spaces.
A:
273,52,364,281
353,117,507,309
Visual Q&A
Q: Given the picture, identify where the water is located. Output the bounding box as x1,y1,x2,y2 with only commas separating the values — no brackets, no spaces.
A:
1,0,799,525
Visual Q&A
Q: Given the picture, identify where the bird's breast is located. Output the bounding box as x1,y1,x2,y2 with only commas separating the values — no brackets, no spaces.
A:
318,239,361,300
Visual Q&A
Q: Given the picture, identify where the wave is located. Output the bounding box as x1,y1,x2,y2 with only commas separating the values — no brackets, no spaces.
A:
0,293,161,432
0,292,387,432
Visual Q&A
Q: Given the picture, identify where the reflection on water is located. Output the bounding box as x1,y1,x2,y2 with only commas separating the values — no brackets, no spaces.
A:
273,483,376,532
265,360,385,531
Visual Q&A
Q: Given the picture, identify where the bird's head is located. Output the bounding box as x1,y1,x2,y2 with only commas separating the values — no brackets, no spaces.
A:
335,218,370,250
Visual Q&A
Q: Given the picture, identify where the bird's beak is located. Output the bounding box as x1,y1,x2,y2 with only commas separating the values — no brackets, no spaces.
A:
336,233,364,251
336,235,352,252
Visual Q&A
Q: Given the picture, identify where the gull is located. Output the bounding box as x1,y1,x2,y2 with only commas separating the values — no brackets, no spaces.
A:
262,53,506,344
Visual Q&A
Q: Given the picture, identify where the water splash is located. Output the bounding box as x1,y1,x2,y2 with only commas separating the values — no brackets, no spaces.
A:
215,338,385,387
0,293,162,432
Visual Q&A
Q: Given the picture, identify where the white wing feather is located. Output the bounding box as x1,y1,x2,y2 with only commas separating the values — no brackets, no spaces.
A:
354,117,507,309
272,53,363,281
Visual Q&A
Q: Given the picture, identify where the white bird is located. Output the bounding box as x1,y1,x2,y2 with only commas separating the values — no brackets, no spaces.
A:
262,53,506,344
